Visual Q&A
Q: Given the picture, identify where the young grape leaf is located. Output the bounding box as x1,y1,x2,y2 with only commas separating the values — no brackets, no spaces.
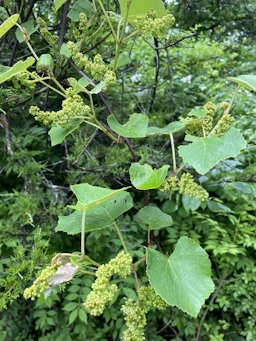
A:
0,14,19,38
147,121,184,136
227,75,256,92
67,0,94,21
49,119,83,146
118,0,166,23
107,114,149,138
15,20,37,43
129,163,169,190
178,128,247,175
135,206,173,229
146,237,215,317
0,57,35,84
69,183,131,211
68,77,89,93
56,192,133,234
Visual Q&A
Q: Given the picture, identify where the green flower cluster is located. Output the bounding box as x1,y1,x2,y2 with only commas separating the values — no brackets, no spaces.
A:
133,10,175,37
160,175,179,191
12,72,35,91
36,18,58,48
67,41,116,86
84,251,132,316
215,113,235,134
23,263,60,300
72,13,88,41
179,173,209,201
121,286,167,341
203,101,216,117
29,88,90,126
219,101,230,111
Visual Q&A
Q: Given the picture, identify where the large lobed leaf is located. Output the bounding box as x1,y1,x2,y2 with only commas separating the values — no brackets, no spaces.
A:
147,237,215,317
56,192,133,234
178,128,247,175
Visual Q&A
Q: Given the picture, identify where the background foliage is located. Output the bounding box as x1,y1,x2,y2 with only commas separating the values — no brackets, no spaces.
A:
0,0,255,340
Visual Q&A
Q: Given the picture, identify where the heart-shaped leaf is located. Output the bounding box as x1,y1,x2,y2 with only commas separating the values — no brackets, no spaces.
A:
0,14,19,38
107,114,149,138
15,20,37,43
178,128,246,175
227,75,256,92
129,163,169,190
56,192,133,234
146,237,215,317
135,206,172,229
67,0,94,21
0,57,35,84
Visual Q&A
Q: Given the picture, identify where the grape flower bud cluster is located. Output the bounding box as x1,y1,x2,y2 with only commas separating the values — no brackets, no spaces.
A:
84,251,132,316
121,286,167,341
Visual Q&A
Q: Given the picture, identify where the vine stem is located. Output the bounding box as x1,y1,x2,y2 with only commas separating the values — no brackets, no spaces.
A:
28,72,67,98
170,133,177,175
81,211,86,256
113,221,128,253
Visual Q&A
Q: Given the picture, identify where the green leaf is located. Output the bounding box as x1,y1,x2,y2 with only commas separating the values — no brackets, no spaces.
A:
90,81,107,94
182,195,201,212
147,121,184,136
0,14,19,38
135,206,172,229
49,120,83,146
68,309,78,324
107,114,149,138
56,192,133,234
15,20,37,43
67,0,94,21
129,163,169,190
207,201,232,213
0,57,35,84
118,0,166,23
54,0,67,11
180,109,208,127
178,128,247,175
60,41,82,57
70,183,131,211
63,302,78,312
68,77,89,93
78,308,87,322
146,237,215,317
227,75,256,92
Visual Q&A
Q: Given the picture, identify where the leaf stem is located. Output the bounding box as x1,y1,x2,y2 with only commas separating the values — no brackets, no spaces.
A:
170,133,177,175
96,0,117,41
113,221,128,253
81,211,86,256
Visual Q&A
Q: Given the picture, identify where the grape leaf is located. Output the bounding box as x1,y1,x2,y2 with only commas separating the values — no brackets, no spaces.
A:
107,114,149,138
146,237,215,317
49,119,83,146
178,128,247,175
0,57,35,84
118,0,166,23
227,74,256,92
0,14,19,38
135,206,173,229
147,121,184,136
56,192,133,234
129,163,169,190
